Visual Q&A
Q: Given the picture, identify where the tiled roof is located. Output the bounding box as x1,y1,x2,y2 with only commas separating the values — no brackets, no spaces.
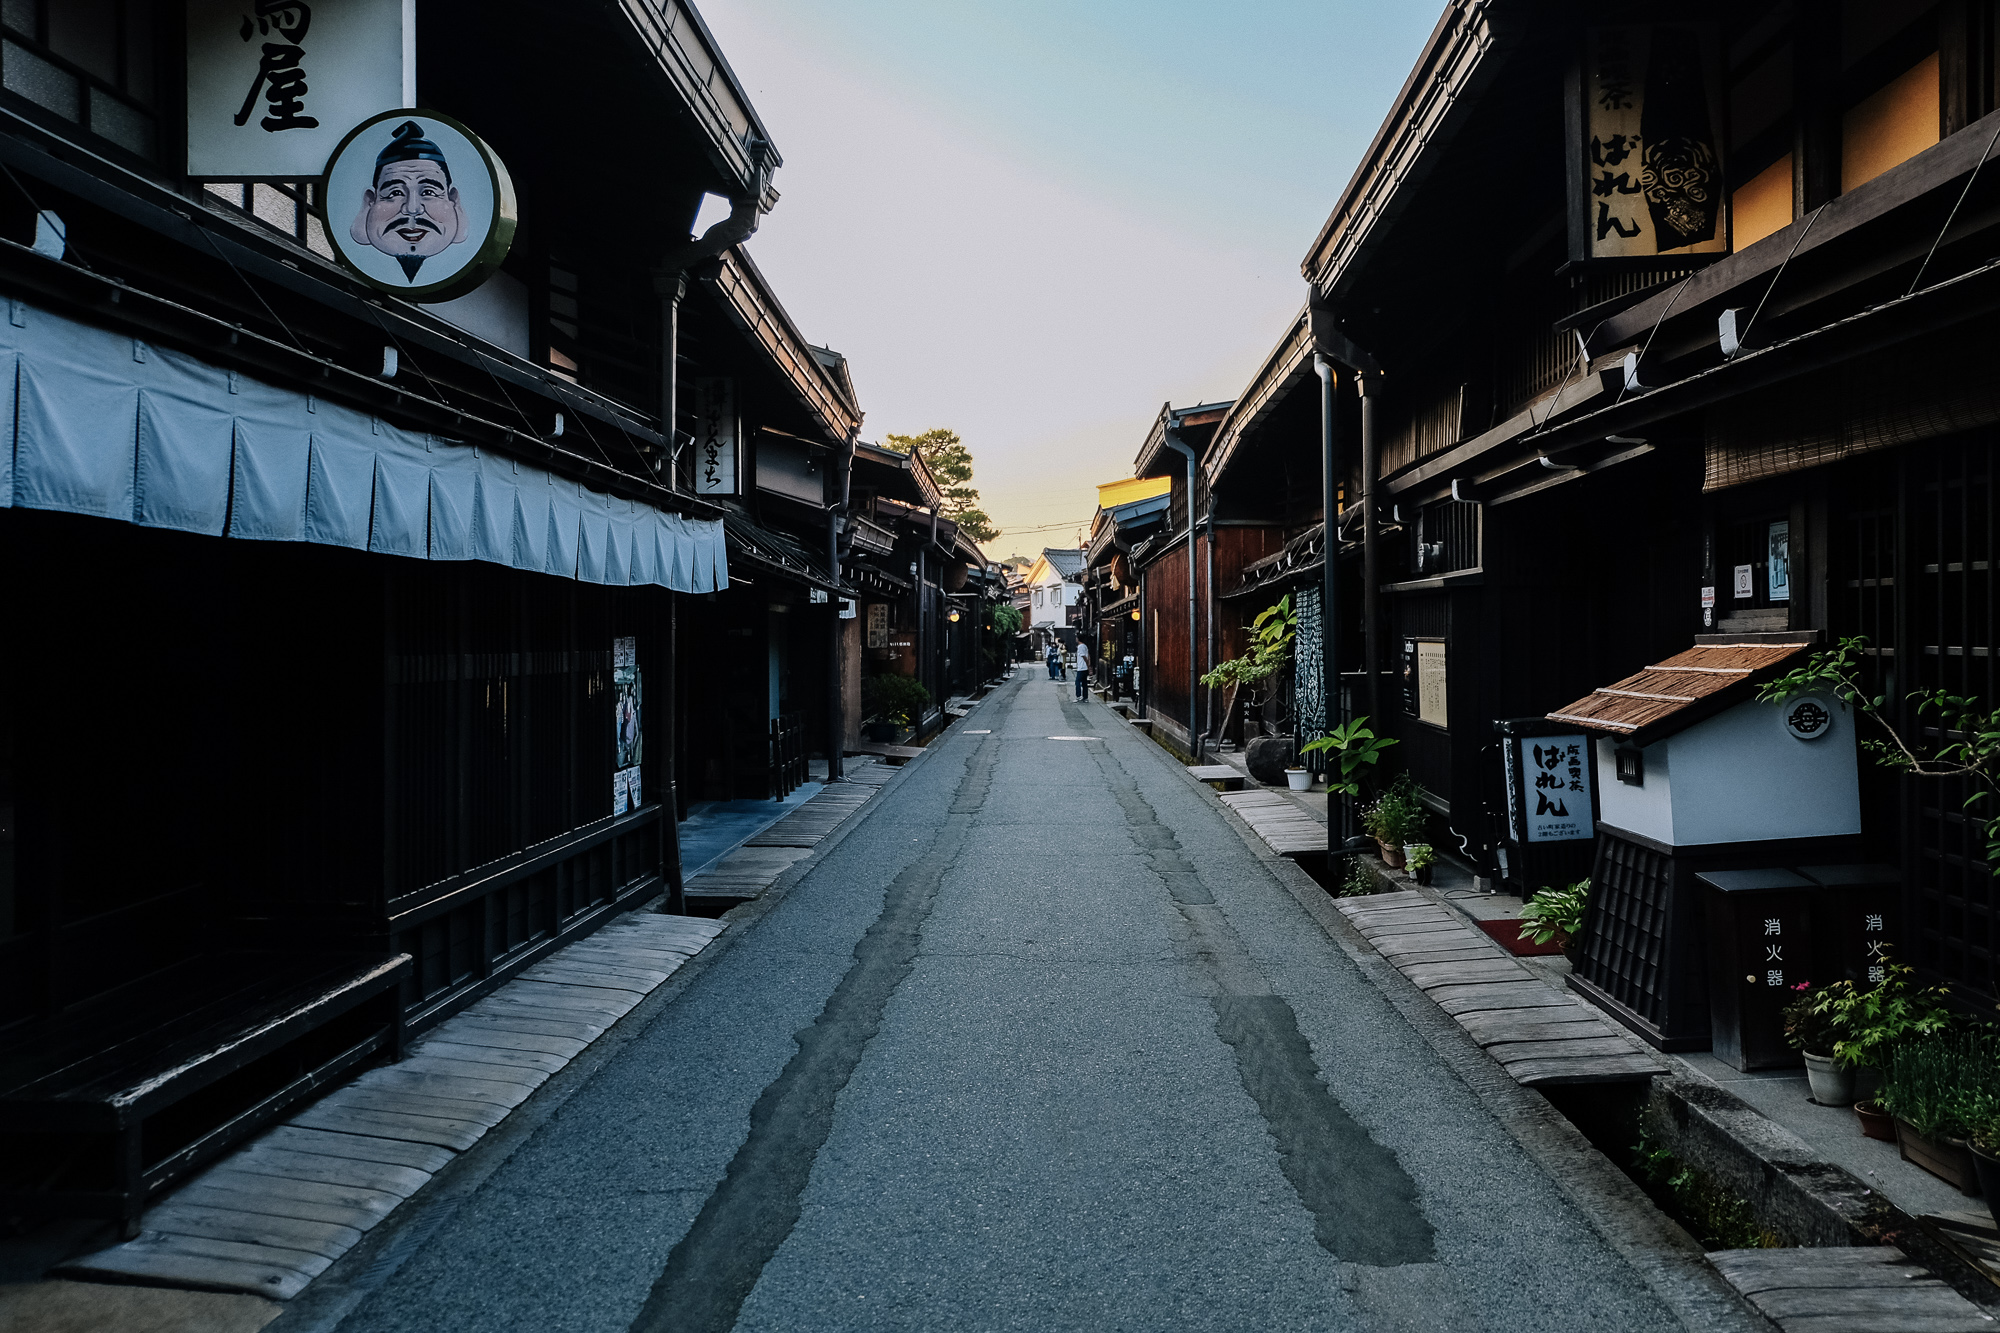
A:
1546,641,1811,741
1042,548,1085,578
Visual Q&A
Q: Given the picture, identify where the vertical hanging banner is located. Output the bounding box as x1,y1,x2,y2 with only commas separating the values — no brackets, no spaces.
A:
612,636,643,815
693,378,738,495
187,0,416,179
1573,25,1729,262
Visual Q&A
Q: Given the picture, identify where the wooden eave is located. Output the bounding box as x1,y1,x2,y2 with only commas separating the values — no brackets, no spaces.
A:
613,0,782,205
1207,310,1314,487
704,247,861,445
1301,0,1511,299
1583,106,2000,365
1546,642,1810,746
1133,401,1232,479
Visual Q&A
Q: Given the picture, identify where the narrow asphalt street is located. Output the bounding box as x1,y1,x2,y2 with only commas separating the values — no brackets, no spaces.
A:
304,676,1705,1333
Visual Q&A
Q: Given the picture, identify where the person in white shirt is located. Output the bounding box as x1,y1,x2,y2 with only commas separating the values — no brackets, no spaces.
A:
1073,640,1091,701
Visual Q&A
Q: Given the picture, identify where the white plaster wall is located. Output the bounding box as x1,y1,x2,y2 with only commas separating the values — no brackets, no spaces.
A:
1668,700,1861,845
424,270,529,360
1595,736,1674,844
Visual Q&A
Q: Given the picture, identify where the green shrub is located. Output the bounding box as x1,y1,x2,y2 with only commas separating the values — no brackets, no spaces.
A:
1879,1028,2000,1141
1519,879,1591,948
1632,1131,1785,1250
861,673,931,727
1360,775,1424,845
1817,961,1953,1071
1780,984,1841,1056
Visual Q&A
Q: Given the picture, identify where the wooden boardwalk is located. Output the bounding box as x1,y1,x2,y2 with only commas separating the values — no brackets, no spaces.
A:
1217,789,1325,856
63,912,726,1301
686,758,892,902
1337,891,1664,1086
1710,1245,1995,1332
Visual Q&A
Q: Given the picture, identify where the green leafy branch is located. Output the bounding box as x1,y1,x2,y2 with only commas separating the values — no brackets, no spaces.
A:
1757,635,2000,864
1300,715,1398,797
1200,595,1296,690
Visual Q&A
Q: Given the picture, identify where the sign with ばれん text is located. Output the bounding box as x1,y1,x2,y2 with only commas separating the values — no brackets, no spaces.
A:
1575,25,1728,261
1521,736,1593,842
187,0,414,179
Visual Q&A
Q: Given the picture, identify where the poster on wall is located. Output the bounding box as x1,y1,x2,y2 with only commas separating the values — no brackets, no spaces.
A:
613,636,641,815
1574,25,1729,262
187,0,414,179
1521,736,1593,842
1767,521,1791,602
693,378,738,495
320,110,518,301
866,603,889,649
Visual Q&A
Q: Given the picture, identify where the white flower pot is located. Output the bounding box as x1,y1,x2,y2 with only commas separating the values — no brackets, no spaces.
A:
1285,768,1311,792
1803,1052,1854,1107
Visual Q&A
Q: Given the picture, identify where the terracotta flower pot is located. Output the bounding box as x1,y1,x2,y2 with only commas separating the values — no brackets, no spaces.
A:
1895,1118,1983,1196
1802,1052,1854,1107
1855,1101,1896,1142
1377,841,1405,869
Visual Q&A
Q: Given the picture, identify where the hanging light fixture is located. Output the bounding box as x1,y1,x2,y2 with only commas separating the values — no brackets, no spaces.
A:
948,609,961,622
1130,609,1141,621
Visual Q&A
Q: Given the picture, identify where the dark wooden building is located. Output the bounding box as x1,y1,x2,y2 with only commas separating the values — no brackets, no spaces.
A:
0,0,803,1231
1258,0,2000,1036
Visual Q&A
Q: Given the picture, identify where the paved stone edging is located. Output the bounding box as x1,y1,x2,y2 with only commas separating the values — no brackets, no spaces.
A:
60,912,727,1301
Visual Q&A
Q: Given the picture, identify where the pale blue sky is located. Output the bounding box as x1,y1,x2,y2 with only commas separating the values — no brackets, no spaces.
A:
696,1,1441,551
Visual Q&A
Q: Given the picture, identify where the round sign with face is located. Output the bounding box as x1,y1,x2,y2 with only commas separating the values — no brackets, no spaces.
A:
320,110,517,301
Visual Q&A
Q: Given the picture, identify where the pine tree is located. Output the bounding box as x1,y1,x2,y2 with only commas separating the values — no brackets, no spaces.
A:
881,428,998,544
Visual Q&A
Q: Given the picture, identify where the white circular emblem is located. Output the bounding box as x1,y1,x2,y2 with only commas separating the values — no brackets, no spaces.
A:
1781,694,1835,741
321,110,518,302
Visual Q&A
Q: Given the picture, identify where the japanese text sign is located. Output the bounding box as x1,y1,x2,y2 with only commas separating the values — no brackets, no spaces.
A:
188,0,414,179
1576,25,1729,262
693,379,738,496
1521,735,1593,843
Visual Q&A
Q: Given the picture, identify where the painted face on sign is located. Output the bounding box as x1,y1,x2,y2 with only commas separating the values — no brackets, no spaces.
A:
351,141,469,282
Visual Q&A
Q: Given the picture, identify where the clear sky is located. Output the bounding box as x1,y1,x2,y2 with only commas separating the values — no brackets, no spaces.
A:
695,1,1442,558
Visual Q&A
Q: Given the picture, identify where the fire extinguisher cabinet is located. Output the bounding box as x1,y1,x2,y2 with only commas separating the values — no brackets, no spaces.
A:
1698,868,1818,1071
1543,640,1863,1052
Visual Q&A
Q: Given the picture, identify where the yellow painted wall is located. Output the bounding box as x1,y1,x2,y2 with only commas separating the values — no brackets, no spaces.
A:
1732,154,1793,250
1842,51,1940,194
1096,475,1171,509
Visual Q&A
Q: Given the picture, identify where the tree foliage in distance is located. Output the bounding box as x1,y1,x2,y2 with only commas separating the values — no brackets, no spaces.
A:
882,428,999,544
990,604,1023,636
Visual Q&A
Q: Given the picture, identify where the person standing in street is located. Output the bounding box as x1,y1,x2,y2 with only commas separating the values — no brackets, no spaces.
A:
1074,640,1091,701
1046,642,1061,679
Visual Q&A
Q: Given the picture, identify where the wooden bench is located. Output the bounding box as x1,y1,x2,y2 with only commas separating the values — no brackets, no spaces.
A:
0,951,410,1238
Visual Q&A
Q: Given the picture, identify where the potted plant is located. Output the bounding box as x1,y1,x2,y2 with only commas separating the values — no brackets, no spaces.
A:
1519,879,1591,963
1404,843,1436,887
1359,777,1422,868
1299,716,1398,797
860,673,932,743
1818,961,1952,1134
1877,1030,2000,1196
1781,984,1850,1106
1969,1099,2000,1226
1284,765,1312,792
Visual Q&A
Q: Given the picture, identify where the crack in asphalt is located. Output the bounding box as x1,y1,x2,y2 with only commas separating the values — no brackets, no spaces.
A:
626,735,1002,1333
1083,713,1437,1267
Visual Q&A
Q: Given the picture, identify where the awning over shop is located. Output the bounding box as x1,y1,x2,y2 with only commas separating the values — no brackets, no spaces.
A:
0,301,728,592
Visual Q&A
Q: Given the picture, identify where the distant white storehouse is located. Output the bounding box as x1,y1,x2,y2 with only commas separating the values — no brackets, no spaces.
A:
1025,548,1083,648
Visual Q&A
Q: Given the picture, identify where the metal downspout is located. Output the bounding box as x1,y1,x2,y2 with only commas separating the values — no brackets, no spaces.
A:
1162,419,1202,762
1313,352,1342,846
1358,370,1382,723
828,435,855,781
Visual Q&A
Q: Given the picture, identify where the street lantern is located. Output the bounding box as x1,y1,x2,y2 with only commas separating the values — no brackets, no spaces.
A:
1130,609,1141,621
948,609,960,622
